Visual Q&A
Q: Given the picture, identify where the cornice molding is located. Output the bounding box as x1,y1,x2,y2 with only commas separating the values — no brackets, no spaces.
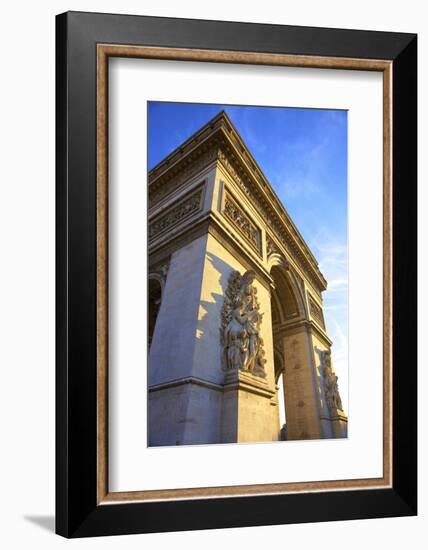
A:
273,318,332,347
148,376,223,393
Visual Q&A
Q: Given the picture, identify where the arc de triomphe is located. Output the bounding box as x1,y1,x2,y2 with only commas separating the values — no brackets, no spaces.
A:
148,111,347,446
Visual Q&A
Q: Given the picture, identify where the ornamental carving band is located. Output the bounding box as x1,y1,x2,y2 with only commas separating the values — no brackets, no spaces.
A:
149,186,204,241
222,192,262,255
309,296,325,329
149,149,217,206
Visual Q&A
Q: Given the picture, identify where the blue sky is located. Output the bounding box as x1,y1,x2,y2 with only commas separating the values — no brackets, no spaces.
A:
148,102,348,412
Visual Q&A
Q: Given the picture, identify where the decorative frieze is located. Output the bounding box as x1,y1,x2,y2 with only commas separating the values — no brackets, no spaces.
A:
149,148,217,207
222,191,262,256
149,185,204,241
309,295,325,329
218,149,251,197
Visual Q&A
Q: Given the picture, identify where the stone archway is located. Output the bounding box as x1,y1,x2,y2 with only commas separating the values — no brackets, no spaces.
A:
269,257,323,441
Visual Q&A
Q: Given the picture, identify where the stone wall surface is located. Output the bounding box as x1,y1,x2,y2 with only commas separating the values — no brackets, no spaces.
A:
149,383,223,446
149,234,208,387
280,331,322,440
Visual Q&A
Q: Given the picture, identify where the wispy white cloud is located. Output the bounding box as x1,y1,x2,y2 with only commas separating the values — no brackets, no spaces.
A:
324,304,348,312
326,278,348,292
280,178,321,198
271,137,329,200
309,231,348,289
238,109,268,154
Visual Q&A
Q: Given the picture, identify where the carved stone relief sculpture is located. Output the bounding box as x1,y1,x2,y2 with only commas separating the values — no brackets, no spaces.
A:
222,191,262,256
309,295,326,328
321,350,344,413
149,186,204,241
220,270,267,378
266,235,281,258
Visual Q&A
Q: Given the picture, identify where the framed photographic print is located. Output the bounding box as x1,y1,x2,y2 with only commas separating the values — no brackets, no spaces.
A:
56,11,417,537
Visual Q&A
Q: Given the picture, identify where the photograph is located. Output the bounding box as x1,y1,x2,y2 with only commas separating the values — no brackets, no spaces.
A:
147,102,348,446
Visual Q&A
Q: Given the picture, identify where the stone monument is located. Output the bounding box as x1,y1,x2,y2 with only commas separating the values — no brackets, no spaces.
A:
148,111,347,446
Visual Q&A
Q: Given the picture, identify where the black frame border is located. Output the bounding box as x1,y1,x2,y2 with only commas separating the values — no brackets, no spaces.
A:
56,11,417,537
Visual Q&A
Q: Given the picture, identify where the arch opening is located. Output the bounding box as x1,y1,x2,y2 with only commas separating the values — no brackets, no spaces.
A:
148,277,162,350
270,262,306,440
274,347,287,440
270,265,301,323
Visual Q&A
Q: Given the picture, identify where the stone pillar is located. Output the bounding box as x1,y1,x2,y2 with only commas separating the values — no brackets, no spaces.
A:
202,233,278,443
281,328,323,440
148,235,208,387
148,234,224,446
330,412,348,438
221,370,277,443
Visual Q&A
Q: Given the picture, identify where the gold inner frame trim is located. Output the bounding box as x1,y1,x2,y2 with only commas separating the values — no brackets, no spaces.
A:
96,43,393,504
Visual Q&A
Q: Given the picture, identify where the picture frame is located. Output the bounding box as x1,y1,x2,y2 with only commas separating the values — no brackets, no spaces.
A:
56,10,417,538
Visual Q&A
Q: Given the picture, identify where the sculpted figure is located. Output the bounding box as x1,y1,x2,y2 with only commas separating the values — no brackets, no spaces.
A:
244,308,261,371
253,337,267,377
321,349,332,369
321,350,344,412
225,306,246,370
220,270,266,378
238,271,257,313
326,372,343,411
